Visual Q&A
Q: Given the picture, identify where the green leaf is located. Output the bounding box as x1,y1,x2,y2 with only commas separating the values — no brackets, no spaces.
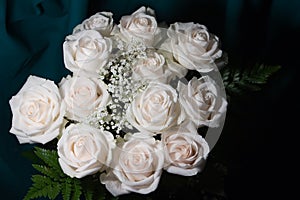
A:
48,183,61,199
246,64,281,84
222,64,281,97
34,147,61,171
85,191,93,200
24,175,61,200
24,147,85,200
32,164,60,180
61,179,72,200
83,181,94,200
72,178,82,200
81,174,108,200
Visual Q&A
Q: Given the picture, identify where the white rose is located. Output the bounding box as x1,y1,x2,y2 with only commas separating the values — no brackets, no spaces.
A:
126,82,184,134
59,75,110,121
118,6,160,46
73,12,115,37
9,76,65,144
63,30,112,77
159,50,188,79
165,22,222,73
132,49,175,83
57,123,115,178
162,121,209,176
100,132,164,196
178,76,227,127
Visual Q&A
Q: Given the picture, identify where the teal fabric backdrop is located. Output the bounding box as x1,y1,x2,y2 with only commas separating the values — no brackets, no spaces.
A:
0,0,299,199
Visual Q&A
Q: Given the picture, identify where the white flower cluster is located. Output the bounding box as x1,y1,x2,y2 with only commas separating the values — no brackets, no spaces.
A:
94,40,148,134
9,6,228,197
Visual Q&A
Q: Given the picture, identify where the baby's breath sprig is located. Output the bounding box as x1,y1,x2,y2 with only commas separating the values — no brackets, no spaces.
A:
96,39,149,136
83,106,112,132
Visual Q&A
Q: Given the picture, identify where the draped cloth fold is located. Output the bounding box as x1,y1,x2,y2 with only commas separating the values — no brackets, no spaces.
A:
0,0,88,198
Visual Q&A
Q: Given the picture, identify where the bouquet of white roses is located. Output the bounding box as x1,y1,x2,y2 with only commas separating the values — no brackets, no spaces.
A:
9,6,232,199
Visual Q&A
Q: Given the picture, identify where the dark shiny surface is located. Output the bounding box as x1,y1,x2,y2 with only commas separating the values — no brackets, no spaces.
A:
1,0,298,199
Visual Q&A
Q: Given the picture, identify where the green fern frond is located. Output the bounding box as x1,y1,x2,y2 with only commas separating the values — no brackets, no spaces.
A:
61,179,72,200
83,181,94,200
24,147,87,200
33,147,61,171
32,164,60,180
245,64,281,84
72,178,82,200
81,174,108,200
84,191,93,200
24,175,61,200
222,64,281,96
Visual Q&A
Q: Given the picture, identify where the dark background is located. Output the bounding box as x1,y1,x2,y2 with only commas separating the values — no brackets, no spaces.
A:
0,0,298,199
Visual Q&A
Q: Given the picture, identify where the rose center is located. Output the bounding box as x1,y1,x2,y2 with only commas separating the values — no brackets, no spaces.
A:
71,85,97,106
192,31,207,41
144,57,158,66
21,99,49,123
73,137,93,161
169,140,196,163
79,37,96,50
132,154,143,165
94,18,107,25
203,91,213,105
136,17,149,26
150,95,162,104
77,87,91,96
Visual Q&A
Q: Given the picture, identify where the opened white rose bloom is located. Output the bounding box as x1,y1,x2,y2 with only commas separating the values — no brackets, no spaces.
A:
126,82,184,134
178,76,227,128
161,50,188,79
73,12,115,37
164,22,222,73
119,6,160,46
57,123,115,178
63,30,112,77
162,121,209,176
59,75,110,121
100,132,164,196
132,49,176,83
9,76,65,144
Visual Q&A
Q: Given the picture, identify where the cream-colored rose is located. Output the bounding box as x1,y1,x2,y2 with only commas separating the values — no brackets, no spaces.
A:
118,6,160,46
63,30,112,77
159,50,188,79
165,22,222,73
58,123,115,178
73,12,115,37
162,121,209,176
59,75,110,121
9,76,65,144
178,76,227,128
126,82,184,134
100,132,164,196
132,49,176,83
